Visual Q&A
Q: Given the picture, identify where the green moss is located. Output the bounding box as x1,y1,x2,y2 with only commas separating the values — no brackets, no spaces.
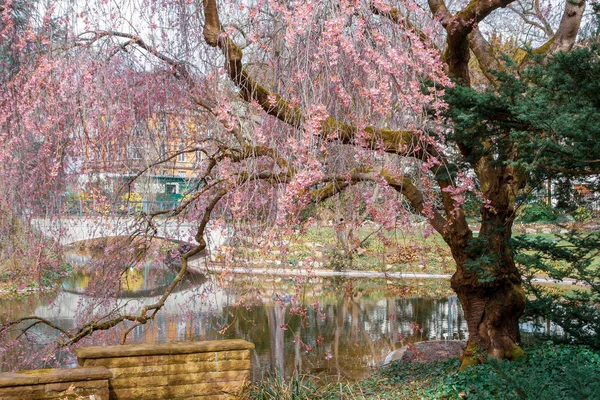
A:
507,344,525,360
459,343,482,371
459,354,480,371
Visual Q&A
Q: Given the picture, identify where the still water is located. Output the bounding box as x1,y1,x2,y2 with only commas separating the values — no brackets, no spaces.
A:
0,249,467,380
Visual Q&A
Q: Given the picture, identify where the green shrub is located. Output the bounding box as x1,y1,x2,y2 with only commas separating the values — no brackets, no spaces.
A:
516,202,558,223
245,344,600,399
572,206,593,222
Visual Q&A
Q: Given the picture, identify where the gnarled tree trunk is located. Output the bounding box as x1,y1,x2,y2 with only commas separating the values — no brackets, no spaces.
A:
446,170,526,369
451,253,526,369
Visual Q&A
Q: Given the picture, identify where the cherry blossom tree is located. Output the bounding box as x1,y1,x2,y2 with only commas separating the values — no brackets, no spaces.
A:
0,0,592,369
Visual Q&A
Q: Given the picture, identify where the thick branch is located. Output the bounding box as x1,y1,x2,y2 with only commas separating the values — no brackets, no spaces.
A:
310,178,351,203
469,28,502,86
458,0,515,27
428,0,453,25
313,170,450,237
380,171,449,237
201,0,427,158
429,0,517,84
538,0,586,54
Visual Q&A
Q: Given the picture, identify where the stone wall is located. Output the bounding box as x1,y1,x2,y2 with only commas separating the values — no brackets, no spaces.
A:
0,367,111,400
75,339,254,400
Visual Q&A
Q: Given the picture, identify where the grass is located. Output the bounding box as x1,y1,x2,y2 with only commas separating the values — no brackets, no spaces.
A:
226,223,455,275
226,221,600,282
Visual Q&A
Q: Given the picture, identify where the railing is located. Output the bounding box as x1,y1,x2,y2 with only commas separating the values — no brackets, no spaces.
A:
60,199,181,217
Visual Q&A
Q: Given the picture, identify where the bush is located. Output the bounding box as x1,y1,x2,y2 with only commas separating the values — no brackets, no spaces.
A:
516,202,558,223
572,206,593,222
244,344,600,399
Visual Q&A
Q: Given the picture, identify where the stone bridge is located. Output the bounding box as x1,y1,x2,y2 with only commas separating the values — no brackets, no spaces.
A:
31,216,227,248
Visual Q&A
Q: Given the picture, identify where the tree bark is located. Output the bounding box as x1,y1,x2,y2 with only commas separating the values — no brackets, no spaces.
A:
451,257,526,369
446,170,526,368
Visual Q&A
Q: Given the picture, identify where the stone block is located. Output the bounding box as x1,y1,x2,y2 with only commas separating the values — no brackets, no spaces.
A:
76,340,254,361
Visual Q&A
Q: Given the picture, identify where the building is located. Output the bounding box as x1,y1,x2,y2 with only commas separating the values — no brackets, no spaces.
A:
75,112,207,213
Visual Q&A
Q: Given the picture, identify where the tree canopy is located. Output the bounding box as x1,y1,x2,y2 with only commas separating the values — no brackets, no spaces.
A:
1,0,598,370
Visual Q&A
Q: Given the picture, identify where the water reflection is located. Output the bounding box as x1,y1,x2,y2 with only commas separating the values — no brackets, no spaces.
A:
62,263,204,298
1,246,469,379
112,279,467,380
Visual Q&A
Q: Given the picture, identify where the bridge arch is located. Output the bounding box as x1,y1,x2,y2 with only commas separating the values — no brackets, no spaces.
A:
31,216,226,248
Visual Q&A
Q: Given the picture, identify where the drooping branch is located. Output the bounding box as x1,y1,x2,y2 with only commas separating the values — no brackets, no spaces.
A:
369,2,440,52
201,0,428,159
200,0,466,230
85,16,435,164
77,30,218,117
309,169,450,237
79,30,194,84
1,185,229,347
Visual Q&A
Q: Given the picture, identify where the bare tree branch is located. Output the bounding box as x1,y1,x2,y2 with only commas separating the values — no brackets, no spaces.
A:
533,0,555,37
1,316,70,339
508,3,554,37
309,169,450,237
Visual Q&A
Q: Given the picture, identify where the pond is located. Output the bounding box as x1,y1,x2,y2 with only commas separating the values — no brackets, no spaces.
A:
0,244,470,379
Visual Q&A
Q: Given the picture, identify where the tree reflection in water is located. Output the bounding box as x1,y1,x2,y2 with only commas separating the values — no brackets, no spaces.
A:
121,276,467,380
2,265,467,379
